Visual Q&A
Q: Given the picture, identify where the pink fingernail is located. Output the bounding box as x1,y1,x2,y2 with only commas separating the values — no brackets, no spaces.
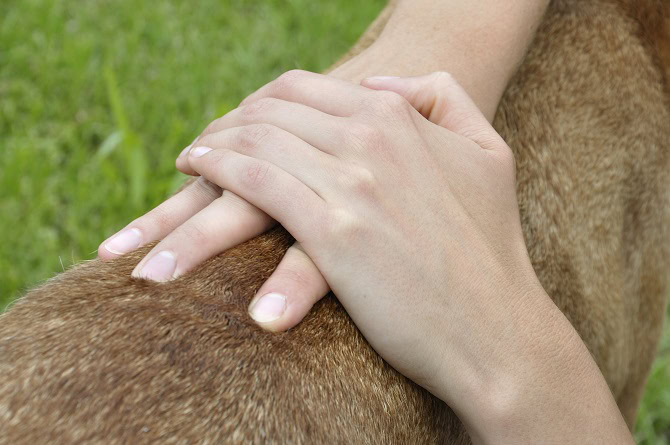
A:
104,228,142,255
190,146,212,158
249,293,286,323
178,144,192,158
179,136,200,158
137,251,177,282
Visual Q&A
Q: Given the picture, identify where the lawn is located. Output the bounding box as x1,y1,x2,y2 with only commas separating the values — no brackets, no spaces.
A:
0,0,668,441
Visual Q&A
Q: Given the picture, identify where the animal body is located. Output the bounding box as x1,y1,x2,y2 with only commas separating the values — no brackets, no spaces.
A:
1,0,669,442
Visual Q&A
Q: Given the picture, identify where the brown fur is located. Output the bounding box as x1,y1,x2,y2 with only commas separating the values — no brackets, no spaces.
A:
1,0,669,442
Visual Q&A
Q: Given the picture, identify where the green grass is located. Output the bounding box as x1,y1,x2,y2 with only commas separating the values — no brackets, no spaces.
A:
0,0,385,303
0,0,667,441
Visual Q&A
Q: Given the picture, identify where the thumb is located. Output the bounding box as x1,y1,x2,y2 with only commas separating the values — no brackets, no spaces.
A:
361,72,503,150
248,242,330,332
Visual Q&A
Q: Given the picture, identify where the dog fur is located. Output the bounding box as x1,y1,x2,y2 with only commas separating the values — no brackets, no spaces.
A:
1,0,669,442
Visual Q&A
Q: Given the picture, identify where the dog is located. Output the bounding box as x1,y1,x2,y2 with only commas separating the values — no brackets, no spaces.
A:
1,0,669,442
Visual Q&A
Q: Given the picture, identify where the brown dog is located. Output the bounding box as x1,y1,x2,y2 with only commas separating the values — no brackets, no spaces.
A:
1,0,669,443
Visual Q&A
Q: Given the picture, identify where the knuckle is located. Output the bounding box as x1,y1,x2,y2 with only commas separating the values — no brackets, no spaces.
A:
373,90,410,115
275,266,316,297
431,71,455,86
242,160,273,190
272,69,307,95
239,97,276,121
138,207,173,236
177,221,210,247
347,122,385,149
236,124,273,150
325,207,366,240
340,164,377,199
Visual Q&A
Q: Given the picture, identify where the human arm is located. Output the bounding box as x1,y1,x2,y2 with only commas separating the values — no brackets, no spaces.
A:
329,0,550,121
178,71,634,444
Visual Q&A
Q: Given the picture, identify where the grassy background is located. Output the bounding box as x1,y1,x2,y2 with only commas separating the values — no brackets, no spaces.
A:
0,0,668,441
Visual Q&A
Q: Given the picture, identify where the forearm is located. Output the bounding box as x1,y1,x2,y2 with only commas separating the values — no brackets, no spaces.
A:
330,0,550,121
431,279,633,444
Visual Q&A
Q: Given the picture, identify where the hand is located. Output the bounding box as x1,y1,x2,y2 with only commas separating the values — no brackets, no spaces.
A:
100,70,631,442
183,71,636,443
147,71,632,442
98,68,512,337
98,0,552,335
179,68,526,382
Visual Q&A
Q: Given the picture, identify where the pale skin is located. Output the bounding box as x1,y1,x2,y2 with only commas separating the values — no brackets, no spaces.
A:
98,1,634,443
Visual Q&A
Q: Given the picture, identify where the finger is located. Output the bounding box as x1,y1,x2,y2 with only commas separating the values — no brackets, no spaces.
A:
131,190,275,281
98,177,221,260
176,136,200,176
186,71,375,168
240,69,374,115
361,72,505,150
248,242,330,332
198,97,346,156
193,124,336,191
187,147,327,244
176,146,198,176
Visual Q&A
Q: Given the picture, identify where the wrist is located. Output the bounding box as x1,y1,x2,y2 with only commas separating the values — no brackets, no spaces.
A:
329,0,550,122
434,285,633,444
328,34,505,122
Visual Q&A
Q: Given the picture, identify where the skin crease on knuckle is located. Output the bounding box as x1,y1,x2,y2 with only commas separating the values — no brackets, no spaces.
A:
270,69,309,98
369,90,412,121
273,265,319,304
236,124,274,151
345,121,388,156
336,163,379,203
239,98,278,122
201,124,274,154
242,159,274,191
323,206,368,244
431,70,455,86
173,221,212,254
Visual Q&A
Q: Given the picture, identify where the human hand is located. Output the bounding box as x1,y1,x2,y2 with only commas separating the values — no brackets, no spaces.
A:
174,71,635,443
179,67,530,378
103,69,532,378
98,68,513,337
100,70,631,442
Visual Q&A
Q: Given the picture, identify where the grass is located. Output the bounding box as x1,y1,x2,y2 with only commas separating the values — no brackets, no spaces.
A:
0,0,667,441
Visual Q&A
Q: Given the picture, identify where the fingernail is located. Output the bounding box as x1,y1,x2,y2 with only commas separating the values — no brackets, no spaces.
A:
249,293,286,323
104,228,142,255
179,136,200,158
137,251,177,282
190,146,212,158
365,76,400,81
178,144,192,158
